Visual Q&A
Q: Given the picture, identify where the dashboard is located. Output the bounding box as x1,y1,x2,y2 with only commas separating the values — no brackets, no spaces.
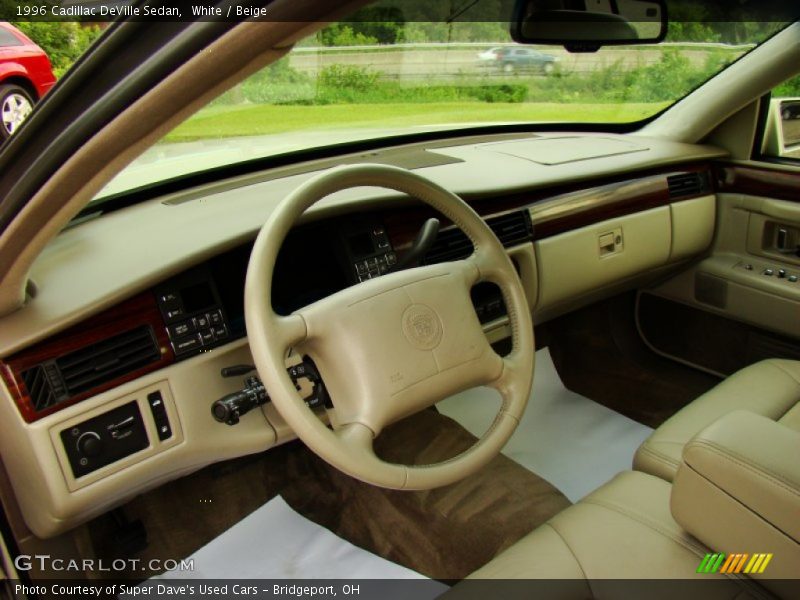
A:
0,131,724,538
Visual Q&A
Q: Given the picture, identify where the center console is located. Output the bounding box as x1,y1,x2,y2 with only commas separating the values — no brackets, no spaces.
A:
671,410,800,590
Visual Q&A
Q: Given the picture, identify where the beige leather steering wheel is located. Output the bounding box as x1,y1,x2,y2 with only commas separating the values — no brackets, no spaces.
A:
245,164,535,489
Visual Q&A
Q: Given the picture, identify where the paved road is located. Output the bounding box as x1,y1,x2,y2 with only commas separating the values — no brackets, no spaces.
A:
287,47,743,79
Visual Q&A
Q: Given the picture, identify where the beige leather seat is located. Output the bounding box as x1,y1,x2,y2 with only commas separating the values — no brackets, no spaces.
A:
460,412,799,599
634,359,800,482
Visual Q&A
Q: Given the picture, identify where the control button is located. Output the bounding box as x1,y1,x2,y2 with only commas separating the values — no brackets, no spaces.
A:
156,421,172,441
385,253,397,266
743,263,753,271
378,263,389,274
199,329,215,346
166,307,185,320
193,314,210,329
147,391,172,441
376,236,390,250
212,324,228,340
789,275,798,283
76,432,103,458
148,392,165,412
763,269,774,276
288,363,307,379
306,394,324,409
778,269,787,279
160,293,179,304
107,415,135,433
172,335,200,354
355,261,368,275
208,309,224,326
168,320,195,338
372,227,385,236
367,256,379,268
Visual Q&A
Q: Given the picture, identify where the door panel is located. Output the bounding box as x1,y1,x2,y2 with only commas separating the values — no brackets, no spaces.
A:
642,164,800,371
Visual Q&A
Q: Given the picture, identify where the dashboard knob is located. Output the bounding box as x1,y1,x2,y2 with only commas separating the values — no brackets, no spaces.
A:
76,432,103,458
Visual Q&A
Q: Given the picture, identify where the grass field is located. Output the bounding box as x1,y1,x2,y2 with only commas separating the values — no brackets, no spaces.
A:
164,102,669,142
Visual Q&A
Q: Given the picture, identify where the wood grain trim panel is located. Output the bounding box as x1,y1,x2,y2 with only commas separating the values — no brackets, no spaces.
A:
529,174,670,239
715,164,800,202
385,165,712,247
0,292,173,423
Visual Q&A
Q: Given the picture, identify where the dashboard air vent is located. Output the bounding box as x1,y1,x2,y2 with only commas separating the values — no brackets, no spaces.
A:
21,326,160,413
22,364,63,412
424,210,533,264
667,172,709,199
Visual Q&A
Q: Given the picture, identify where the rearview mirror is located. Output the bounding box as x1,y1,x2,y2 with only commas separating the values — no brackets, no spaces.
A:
511,0,668,52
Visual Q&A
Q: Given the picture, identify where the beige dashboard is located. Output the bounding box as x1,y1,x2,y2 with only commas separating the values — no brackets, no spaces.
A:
0,132,723,538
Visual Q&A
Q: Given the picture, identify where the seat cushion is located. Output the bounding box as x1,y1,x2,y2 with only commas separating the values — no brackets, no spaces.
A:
634,359,800,482
463,471,766,598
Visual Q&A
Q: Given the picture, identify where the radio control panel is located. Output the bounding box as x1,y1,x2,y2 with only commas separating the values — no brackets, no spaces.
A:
154,267,231,359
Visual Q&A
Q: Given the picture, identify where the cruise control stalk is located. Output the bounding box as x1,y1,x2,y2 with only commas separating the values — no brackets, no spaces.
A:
211,359,328,425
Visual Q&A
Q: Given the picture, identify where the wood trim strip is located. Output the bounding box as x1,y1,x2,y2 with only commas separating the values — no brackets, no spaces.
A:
385,165,712,247
0,292,173,423
715,164,800,202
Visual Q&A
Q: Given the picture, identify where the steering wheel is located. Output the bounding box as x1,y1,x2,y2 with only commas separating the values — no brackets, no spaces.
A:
245,164,535,489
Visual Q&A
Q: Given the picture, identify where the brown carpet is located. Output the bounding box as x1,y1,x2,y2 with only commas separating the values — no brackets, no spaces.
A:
545,293,719,428
85,410,570,581
281,410,571,580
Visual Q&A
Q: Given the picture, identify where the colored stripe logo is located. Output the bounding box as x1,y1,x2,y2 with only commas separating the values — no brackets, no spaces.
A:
697,553,773,574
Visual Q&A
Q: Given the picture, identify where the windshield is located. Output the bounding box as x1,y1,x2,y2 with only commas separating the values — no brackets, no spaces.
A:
93,18,786,201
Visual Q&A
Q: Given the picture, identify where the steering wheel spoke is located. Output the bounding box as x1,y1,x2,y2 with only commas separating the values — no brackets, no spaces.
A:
486,352,534,422
335,422,376,454
273,313,308,349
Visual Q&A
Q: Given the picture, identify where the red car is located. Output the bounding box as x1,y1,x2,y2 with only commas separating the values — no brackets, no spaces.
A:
0,22,56,140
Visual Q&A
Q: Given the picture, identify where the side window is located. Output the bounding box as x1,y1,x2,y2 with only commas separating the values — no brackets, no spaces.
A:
761,75,800,161
0,29,23,48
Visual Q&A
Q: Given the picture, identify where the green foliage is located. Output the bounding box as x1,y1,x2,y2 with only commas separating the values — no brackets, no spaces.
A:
629,49,704,102
667,22,721,43
210,58,313,106
316,25,378,47
319,64,380,93
317,13,404,47
11,22,101,78
774,75,800,98
467,83,528,103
